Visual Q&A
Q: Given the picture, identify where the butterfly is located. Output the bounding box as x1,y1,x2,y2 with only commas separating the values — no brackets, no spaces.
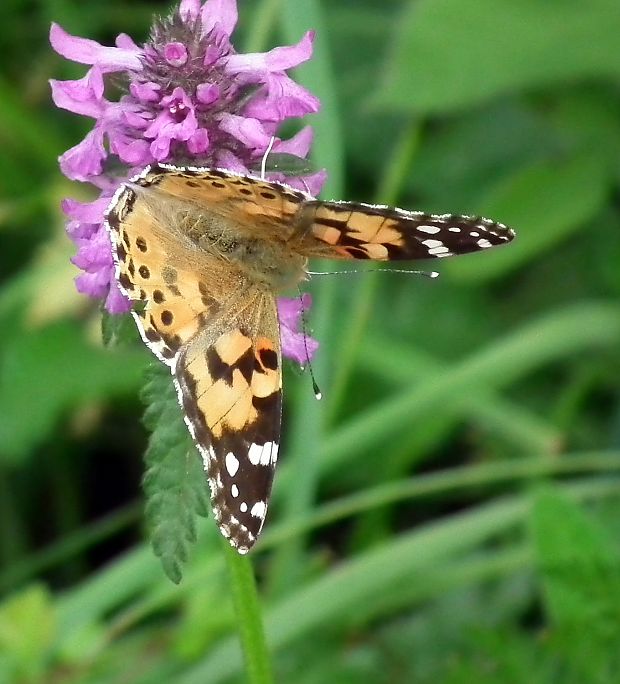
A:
105,163,515,554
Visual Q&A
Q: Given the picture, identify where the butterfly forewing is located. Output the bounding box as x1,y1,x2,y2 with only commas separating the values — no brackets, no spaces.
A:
133,163,308,234
106,183,239,364
296,200,515,260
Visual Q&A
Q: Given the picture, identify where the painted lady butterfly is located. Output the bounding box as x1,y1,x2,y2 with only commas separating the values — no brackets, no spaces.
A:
106,163,515,553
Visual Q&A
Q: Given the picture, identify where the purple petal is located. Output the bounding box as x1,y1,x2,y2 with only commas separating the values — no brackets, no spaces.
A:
130,81,161,102
66,219,95,240
214,150,248,173
245,73,320,121
201,0,238,39
72,230,111,271
150,135,173,161
115,33,140,51
283,170,327,196
122,107,152,130
273,125,314,157
218,113,270,151
278,295,318,363
59,126,106,181
164,42,188,67
109,132,152,165
187,128,210,154
49,68,106,118
105,281,132,313
179,0,201,21
62,195,110,223
225,31,314,73
75,269,110,299
196,82,220,105
50,23,142,72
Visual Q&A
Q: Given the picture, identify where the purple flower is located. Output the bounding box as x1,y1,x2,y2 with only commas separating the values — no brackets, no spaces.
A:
278,295,319,364
51,0,323,360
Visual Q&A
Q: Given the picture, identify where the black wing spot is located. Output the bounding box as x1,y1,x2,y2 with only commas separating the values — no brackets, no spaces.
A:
257,348,278,371
206,346,254,386
160,310,174,326
136,236,147,252
153,289,165,304
138,265,150,279
119,273,133,290
252,391,280,413
344,246,370,259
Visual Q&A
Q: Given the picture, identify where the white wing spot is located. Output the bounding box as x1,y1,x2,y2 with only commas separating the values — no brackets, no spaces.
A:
422,239,444,249
477,238,493,249
429,245,451,256
240,502,248,513
231,484,239,498
225,452,240,477
470,231,480,237
416,225,441,235
250,501,267,519
448,227,461,233
248,441,276,466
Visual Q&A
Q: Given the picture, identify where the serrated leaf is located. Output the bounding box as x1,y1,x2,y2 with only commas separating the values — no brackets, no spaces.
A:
141,364,211,583
101,309,140,347
530,487,620,678
375,0,620,114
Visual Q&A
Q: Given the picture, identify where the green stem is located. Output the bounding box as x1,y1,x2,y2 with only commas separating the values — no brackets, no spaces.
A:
221,539,273,684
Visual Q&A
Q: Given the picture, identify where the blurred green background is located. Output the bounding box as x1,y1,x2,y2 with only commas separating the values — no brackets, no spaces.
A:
2,0,620,682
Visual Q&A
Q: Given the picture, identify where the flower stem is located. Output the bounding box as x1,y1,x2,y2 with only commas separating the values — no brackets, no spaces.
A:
221,539,273,684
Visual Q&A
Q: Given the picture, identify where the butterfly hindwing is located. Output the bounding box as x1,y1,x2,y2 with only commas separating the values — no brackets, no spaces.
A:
295,200,515,260
174,295,281,552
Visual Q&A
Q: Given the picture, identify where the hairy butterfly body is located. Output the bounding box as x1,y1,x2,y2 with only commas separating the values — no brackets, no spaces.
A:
105,163,515,553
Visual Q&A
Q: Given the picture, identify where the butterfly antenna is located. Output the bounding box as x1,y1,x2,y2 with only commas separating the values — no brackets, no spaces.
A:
260,136,276,180
308,268,440,278
299,175,312,195
297,287,322,401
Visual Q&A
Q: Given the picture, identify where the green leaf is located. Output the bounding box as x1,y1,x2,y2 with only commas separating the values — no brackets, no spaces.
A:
141,364,211,583
530,487,620,678
101,309,141,348
375,0,620,114
0,320,147,463
249,152,318,177
0,584,56,682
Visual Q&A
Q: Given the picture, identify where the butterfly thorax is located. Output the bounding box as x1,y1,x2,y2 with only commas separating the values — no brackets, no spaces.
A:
179,208,308,292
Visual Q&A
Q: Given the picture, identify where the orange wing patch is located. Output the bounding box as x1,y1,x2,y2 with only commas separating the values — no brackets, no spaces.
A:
132,164,307,228
106,185,225,363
